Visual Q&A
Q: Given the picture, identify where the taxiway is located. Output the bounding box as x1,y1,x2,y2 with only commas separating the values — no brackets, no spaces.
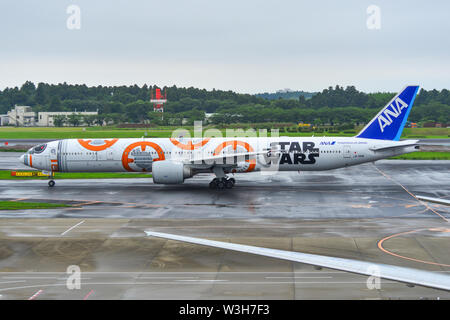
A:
0,160,448,299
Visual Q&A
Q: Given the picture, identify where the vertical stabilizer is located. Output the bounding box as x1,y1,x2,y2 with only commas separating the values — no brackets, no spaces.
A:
357,86,419,140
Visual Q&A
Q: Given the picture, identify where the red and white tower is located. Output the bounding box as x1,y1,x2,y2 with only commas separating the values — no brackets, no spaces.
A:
150,88,167,113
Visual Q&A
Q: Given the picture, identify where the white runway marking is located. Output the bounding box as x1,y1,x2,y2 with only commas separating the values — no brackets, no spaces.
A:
0,280,402,294
3,276,58,280
0,280,26,285
151,207,173,218
60,220,85,236
0,271,345,274
176,279,229,282
28,289,43,300
265,276,333,279
138,277,198,279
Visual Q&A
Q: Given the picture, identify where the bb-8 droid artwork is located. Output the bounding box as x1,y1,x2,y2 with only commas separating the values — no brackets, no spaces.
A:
121,141,165,172
213,140,256,173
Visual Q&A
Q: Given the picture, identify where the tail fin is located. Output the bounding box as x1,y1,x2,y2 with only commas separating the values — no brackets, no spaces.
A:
356,85,419,140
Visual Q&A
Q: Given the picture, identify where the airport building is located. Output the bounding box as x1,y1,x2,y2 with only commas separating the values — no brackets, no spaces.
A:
6,106,36,126
37,111,98,127
2,105,98,127
0,114,9,126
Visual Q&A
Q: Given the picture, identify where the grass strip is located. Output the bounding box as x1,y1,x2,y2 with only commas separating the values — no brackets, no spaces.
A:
0,200,69,210
0,127,448,139
390,151,450,160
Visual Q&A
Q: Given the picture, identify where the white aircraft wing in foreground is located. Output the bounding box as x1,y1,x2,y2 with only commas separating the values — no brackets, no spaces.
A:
146,231,450,292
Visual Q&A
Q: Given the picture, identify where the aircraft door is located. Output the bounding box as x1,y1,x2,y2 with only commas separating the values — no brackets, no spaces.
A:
343,145,351,158
49,146,58,171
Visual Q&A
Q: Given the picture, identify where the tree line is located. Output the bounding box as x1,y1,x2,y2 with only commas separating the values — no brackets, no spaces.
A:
0,82,448,126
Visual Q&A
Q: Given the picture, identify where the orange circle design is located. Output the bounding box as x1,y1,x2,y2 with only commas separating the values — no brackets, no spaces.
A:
213,140,255,172
78,138,119,151
169,138,210,150
121,141,165,172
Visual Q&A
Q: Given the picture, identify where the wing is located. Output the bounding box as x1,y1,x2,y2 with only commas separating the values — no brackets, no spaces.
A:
183,146,283,168
415,195,450,206
146,231,450,291
184,150,271,166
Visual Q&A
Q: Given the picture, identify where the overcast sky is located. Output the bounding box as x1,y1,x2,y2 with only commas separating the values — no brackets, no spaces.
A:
0,0,449,93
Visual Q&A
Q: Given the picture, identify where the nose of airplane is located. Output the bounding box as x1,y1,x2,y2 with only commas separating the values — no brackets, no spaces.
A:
19,154,25,165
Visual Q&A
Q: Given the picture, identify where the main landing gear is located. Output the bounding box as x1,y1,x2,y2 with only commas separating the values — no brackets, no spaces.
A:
209,177,235,190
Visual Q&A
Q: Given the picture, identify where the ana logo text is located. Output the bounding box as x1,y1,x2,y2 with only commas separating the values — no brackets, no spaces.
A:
319,141,336,145
377,97,408,132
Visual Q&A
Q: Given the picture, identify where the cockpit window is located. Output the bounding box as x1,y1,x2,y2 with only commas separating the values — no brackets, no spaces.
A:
30,144,47,154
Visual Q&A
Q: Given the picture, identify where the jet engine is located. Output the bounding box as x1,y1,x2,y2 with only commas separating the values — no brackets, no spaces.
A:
152,160,192,184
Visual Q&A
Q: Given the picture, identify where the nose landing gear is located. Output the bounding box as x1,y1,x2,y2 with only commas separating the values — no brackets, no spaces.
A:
209,177,235,190
48,171,55,187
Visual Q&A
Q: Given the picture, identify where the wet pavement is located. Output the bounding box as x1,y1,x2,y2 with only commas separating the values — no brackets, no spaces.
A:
0,159,449,299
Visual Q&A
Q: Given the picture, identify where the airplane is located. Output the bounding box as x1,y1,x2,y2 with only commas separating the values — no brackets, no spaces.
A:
19,85,420,189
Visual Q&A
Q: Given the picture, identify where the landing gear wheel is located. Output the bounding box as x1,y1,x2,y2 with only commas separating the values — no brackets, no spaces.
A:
209,177,235,189
209,180,218,189
216,180,225,189
48,180,55,187
225,179,234,189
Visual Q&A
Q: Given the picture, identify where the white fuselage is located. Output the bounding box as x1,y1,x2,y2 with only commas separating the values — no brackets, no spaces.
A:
21,136,418,174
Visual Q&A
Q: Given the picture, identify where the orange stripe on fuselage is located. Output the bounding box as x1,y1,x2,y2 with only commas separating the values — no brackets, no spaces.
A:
169,138,210,150
78,139,119,151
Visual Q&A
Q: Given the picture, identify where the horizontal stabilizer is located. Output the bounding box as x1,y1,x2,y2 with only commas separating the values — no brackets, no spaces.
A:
369,140,419,151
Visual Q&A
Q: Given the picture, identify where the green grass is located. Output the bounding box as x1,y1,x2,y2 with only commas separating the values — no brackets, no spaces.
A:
0,127,162,139
402,127,449,138
0,126,448,139
0,200,69,210
276,131,355,137
0,171,152,180
390,151,450,160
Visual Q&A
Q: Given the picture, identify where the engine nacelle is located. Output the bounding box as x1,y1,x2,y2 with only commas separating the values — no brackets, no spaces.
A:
152,160,192,184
